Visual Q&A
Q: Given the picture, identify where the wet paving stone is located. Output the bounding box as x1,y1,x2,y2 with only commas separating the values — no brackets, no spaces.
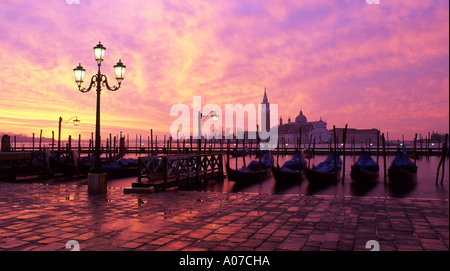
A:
0,182,448,251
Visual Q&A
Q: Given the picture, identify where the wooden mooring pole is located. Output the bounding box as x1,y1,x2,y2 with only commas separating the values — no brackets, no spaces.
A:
436,134,448,184
333,125,337,179
342,124,347,182
414,133,417,165
382,133,387,184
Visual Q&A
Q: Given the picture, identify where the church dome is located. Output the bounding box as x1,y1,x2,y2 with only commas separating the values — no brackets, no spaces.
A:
295,110,307,123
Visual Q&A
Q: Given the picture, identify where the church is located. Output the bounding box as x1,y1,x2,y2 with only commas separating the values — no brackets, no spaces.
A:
261,89,380,145
277,111,330,144
261,89,330,144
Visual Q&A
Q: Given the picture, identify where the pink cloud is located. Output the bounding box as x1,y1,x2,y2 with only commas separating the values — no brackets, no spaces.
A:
0,0,448,141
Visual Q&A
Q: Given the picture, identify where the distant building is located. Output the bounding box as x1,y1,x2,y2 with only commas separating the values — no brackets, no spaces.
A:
277,110,330,144
257,89,380,145
333,128,380,144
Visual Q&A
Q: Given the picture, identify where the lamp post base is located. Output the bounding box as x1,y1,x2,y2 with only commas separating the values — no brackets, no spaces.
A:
88,173,107,194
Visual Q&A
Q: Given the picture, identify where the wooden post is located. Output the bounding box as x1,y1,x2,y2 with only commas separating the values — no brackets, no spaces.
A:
242,137,246,168
52,131,55,152
377,130,380,165
155,135,158,154
58,117,62,153
277,137,280,167
414,133,417,165
342,124,347,181
333,125,337,178
151,129,153,154
436,134,448,184
235,140,238,170
137,157,142,184
78,134,82,154
169,136,172,155
113,136,116,155
106,139,109,161
419,134,423,158
88,139,92,161
382,133,387,184
257,124,262,177
39,129,42,151
227,139,230,170
176,132,179,154
163,135,166,154
218,152,224,181
428,131,431,157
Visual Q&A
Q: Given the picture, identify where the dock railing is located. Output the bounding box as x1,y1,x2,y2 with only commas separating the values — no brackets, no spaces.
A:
136,152,224,190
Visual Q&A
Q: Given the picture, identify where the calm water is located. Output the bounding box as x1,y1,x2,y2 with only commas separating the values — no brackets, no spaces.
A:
100,153,449,199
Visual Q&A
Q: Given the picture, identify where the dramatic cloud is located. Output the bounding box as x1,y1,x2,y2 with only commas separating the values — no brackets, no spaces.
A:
0,0,448,141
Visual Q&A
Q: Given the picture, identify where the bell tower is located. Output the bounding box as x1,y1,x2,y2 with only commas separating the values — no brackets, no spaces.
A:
261,87,270,133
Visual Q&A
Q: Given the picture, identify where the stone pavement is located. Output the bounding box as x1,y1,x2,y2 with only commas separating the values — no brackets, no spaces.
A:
0,182,448,251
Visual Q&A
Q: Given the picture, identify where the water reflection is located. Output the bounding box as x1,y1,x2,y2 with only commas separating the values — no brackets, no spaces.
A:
178,153,448,199
41,153,448,199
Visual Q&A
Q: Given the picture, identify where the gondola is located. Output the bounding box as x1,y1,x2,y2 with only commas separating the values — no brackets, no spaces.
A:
305,151,342,184
230,146,249,157
226,152,273,183
388,151,417,184
350,152,379,183
102,157,139,179
272,152,306,183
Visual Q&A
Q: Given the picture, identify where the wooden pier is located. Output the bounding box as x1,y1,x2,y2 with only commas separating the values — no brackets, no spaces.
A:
125,152,224,192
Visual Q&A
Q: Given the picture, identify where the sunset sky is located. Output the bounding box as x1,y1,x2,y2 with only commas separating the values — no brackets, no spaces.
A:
0,0,448,142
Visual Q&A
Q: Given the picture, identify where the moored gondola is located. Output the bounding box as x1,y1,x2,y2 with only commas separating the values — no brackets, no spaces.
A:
305,151,342,185
388,151,417,184
350,152,379,183
226,152,273,183
272,152,306,184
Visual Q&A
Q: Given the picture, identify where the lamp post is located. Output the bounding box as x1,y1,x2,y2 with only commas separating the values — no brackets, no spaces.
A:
197,111,218,154
58,116,80,153
73,42,126,194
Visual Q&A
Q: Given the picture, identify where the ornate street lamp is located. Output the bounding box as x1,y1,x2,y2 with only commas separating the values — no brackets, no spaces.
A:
74,41,125,193
57,116,80,157
197,111,218,154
